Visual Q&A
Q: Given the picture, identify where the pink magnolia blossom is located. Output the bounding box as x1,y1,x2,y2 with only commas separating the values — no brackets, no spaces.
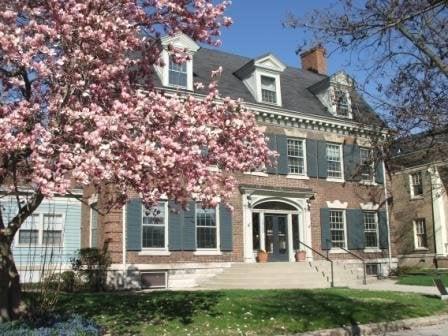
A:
0,0,273,212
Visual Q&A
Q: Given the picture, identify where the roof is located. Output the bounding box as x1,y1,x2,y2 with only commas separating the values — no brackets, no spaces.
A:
155,47,383,126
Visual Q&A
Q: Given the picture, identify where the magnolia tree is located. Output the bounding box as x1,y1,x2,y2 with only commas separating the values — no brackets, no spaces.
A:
0,0,272,321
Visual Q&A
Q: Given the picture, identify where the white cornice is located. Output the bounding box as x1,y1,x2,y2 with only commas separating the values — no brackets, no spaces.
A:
160,33,200,53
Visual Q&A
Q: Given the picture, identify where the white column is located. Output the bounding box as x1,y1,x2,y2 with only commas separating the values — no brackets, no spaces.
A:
430,167,448,257
287,213,294,262
260,212,265,251
303,206,313,261
242,194,254,263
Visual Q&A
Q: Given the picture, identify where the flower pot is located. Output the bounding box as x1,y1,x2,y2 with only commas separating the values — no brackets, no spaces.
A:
256,250,268,263
295,250,306,262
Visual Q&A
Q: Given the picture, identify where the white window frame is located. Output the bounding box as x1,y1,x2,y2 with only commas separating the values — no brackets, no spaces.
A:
363,211,379,250
334,89,350,118
329,209,347,252
194,204,221,255
141,202,169,252
409,171,424,199
326,143,344,182
16,213,65,248
413,218,428,250
89,204,98,248
287,138,307,176
168,57,188,88
161,50,194,91
256,71,282,106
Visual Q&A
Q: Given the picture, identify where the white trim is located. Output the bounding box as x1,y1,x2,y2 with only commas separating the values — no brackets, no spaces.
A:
16,212,65,248
122,204,126,274
193,250,223,256
286,137,307,177
254,54,287,72
325,142,344,181
328,208,348,250
286,175,310,180
360,202,379,211
138,250,171,256
413,218,428,250
363,248,382,253
244,171,269,177
363,211,379,250
326,200,348,209
256,71,282,106
409,171,424,199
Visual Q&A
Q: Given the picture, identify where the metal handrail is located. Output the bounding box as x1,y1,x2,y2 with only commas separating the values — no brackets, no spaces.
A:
337,246,367,285
299,241,334,287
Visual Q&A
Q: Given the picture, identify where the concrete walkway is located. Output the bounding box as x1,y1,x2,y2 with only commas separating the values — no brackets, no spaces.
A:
349,279,440,296
386,321,448,336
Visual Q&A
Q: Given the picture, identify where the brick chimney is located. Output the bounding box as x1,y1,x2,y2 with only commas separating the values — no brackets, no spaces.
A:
300,45,327,75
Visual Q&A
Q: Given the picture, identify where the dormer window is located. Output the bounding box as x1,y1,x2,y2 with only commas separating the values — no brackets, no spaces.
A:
261,76,277,104
335,90,349,117
168,59,188,88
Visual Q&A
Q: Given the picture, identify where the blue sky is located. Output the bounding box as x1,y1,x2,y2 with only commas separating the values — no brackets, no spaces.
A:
214,0,355,76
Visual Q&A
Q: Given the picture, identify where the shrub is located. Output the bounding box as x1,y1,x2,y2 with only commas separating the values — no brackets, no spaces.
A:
0,314,101,336
60,271,76,293
71,244,111,292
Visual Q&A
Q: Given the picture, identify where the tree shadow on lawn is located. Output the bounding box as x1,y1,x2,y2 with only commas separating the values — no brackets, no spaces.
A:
55,290,222,332
243,289,444,333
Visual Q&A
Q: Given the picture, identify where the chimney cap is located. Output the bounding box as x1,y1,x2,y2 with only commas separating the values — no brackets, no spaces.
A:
299,44,326,57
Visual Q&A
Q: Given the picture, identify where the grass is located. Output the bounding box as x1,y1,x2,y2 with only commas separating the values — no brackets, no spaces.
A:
397,273,448,287
45,288,448,336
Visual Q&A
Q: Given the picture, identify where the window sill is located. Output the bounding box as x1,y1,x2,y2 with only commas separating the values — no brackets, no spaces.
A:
286,174,309,180
414,247,429,251
326,178,345,183
363,248,382,253
244,171,269,177
360,180,377,186
138,250,171,256
329,248,348,254
410,196,424,201
193,250,222,256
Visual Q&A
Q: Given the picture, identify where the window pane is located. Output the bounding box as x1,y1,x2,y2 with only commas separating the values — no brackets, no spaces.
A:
142,226,165,248
196,206,217,248
360,148,372,180
329,210,345,248
18,230,39,245
411,172,423,196
327,144,342,178
42,230,62,245
168,59,188,87
197,227,217,249
287,139,305,175
261,76,277,103
142,203,165,248
415,219,427,248
335,90,349,117
43,214,63,229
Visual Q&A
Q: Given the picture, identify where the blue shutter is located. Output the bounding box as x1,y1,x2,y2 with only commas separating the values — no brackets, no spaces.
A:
320,208,331,250
168,201,183,251
306,139,318,178
378,209,389,249
343,144,361,181
266,133,277,174
182,201,196,250
126,198,142,251
346,209,364,249
276,134,289,175
219,204,232,251
317,141,328,178
375,161,384,184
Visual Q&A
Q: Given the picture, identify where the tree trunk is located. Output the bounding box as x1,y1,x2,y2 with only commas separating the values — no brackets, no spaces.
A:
0,238,23,322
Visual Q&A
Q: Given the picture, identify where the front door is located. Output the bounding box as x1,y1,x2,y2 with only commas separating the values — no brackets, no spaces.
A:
264,214,288,261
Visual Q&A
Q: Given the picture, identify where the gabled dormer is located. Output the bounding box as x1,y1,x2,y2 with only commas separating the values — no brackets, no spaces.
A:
156,33,200,91
308,71,355,120
234,54,286,106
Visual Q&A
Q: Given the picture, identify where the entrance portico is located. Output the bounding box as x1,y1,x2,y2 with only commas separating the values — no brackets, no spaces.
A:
240,185,314,263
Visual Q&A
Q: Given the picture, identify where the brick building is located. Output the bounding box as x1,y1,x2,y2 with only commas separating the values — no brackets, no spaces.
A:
81,34,393,289
389,132,448,268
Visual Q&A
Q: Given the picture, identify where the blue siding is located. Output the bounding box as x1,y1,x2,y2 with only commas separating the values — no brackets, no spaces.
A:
1,197,82,266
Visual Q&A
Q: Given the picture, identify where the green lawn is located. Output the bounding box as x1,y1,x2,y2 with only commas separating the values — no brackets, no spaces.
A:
397,273,448,287
51,288,448,336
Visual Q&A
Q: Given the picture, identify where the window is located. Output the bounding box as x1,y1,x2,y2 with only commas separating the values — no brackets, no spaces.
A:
168,59,187,87
90,203,98,248
196,206,217,249
366,263,380,276
17,213,64,246
360,148,373,181
329,210,346,248
335,90,349,117
252,213,260,251
142,202,166,248
287,139,305,175
42,214,63,246
414,219,428,249
18,214,39,245
260,76,277,104
410,172,423,197
364,212,378,248
326,143,343,179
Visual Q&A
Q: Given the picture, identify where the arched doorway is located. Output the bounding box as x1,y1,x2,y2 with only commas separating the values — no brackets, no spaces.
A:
252,200,301,262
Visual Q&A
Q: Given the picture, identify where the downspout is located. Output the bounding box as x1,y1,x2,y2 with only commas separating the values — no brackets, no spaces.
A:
122,205,127,281
429,166,438,268
382,159,393,272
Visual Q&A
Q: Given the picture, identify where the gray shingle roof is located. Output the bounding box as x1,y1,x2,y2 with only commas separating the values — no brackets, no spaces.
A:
157,47,383,126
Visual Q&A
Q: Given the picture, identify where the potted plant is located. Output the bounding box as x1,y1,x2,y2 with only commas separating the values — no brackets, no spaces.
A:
256,249,268,263
295,250,306,262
